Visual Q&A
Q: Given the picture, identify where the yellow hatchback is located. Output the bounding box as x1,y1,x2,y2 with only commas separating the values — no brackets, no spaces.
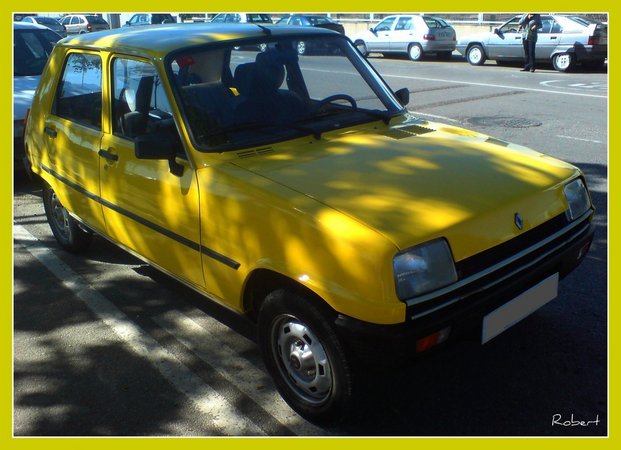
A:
24,23,594,423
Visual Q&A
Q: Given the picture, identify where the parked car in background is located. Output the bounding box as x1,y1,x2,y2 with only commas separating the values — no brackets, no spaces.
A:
25,23,594,423
60,14,110,34
353,15,456,61
457,14,608,72
21,15,66,37
210,13,272,24
13,22,61,173
275,14,345,54
124,13,176,27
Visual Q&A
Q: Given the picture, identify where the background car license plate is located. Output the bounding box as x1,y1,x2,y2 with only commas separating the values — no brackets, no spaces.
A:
482,273,559,344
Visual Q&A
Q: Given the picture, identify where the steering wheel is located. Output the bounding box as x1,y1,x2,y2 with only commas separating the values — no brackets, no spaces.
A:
316,94,357,110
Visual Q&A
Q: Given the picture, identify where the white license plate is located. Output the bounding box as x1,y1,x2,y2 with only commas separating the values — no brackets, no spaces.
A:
482,273,559,344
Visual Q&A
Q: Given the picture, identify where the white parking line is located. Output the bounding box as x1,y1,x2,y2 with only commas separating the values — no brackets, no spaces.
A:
13,225,266,436
382,74,608,99
556,135,604,144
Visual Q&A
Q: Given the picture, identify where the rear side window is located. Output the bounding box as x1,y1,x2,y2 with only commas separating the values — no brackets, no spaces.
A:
54,52,102,129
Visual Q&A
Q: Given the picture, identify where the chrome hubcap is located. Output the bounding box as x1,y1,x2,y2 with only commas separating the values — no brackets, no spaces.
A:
274,318,332,403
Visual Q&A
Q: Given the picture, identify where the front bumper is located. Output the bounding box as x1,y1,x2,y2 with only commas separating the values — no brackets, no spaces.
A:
334,210,594,363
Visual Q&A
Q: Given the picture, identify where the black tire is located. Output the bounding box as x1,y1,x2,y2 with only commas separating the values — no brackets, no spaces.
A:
466,44,486,66
354,41,368,57
258,288,354,423
552,52,574,72
407,43,424,61
42,183,92,253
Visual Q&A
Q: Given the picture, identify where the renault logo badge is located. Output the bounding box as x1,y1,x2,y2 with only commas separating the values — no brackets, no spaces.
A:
514,212,524,230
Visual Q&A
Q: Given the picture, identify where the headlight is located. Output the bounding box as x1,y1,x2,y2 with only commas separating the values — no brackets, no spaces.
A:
393,239,457,300
564,178,591,221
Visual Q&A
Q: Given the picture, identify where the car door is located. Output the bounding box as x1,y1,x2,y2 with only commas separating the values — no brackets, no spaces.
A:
367,16,396,52
99,55,204,288
42,50,106,233
534,16,561,60
487,17,523,60
389,16,415,52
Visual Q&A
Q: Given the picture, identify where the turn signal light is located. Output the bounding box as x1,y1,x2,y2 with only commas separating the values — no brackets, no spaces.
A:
416,327,451,352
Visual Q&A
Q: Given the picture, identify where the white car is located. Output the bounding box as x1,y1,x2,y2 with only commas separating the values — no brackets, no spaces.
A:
456,14,608,72
13,22,61,173
353,15,456,61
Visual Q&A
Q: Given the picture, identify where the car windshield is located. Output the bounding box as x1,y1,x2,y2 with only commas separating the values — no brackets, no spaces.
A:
168,34,403,151
14,28,60,76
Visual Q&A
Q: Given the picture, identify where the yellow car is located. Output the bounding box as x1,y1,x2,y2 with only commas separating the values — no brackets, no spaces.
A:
24,23,594,423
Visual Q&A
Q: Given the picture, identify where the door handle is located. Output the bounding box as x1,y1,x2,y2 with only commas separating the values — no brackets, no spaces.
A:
98,149,119,162
550,36,558,39
44,126,57,138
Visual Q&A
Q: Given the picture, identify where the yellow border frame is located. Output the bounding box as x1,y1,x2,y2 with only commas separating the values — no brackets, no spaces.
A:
5,1,615,448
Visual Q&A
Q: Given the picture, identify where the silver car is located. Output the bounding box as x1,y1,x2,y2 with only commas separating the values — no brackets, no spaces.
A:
60,14,110,35
353,15,456,61
457,14,607,72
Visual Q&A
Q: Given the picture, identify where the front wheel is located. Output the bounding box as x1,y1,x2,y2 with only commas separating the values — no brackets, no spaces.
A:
43,183,92,253
552,52,574,72
466,44,486,65
258,289,354,423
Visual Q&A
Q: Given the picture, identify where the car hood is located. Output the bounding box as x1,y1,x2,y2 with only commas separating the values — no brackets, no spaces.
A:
231,120,578,262
14,75,41,120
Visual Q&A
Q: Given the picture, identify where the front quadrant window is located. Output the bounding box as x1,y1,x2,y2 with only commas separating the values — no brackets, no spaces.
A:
111,57,174,140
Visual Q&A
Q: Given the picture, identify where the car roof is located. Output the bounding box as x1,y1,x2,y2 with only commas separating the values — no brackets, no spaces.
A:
57,23,337,58
14,21,50,30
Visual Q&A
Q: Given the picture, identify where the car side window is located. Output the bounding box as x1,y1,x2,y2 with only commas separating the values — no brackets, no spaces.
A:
112,57,177,143
540,17,554,33
54,52,102,129
375,17,395,32
395,17,412,31
499,18,521,33
550,21,563,33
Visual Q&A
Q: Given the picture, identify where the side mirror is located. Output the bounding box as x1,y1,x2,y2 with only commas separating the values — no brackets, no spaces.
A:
370,27,377,35
395,88,410,107
135,133,184,176
494,28,501,36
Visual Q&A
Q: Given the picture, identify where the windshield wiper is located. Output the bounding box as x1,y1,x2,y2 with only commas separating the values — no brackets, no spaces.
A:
309,107,393,125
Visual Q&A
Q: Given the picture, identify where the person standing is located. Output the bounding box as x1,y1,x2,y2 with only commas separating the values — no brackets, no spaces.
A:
518,13,542,72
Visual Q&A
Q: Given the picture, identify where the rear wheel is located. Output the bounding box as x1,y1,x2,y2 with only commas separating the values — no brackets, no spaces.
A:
408,43,424,61
43,183,92,253
296,41,307,55
258,289,354,423
552,52,574,72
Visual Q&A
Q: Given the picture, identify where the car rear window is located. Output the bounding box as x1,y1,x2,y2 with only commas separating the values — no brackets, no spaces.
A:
14,29,60,76
85,15,108,24
423,17,451,28
246,14,272,23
